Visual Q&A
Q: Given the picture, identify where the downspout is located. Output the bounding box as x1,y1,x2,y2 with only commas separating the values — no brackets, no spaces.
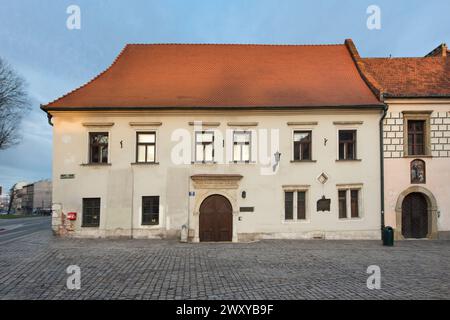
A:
379,99,388,238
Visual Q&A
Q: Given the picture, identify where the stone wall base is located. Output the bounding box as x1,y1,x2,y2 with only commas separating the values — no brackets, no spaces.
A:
238,230,381,241
438,231,450,240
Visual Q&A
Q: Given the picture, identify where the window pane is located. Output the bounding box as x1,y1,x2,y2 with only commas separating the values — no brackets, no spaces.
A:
339,143,345,160
294,141,301,160
91,146,99,163
137,145,146,162
138,133,155,143
338,190,347,219
297,191,306,220
147,145,155,162
234,132,250,143
100,146,108,163
301,143,310,160
285,192,293,220
199,132,213,143
351,190,359,218
233,144,241,161
347,143,354,160
294,132,309,142
196,145,204,161
142,196,159,225
339,130,354,141
204,144,213,161
82,198,100,227
242,145,250,161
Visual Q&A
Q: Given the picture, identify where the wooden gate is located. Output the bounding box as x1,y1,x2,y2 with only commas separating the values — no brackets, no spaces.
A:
199,195,232,242
402,192,428,238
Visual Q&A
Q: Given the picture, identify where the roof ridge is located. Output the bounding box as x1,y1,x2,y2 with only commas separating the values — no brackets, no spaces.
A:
42,45,129,108
125,43,344,47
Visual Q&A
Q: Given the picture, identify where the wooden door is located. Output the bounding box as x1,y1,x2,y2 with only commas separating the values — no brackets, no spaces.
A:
402,193,428,238
199,195,232,242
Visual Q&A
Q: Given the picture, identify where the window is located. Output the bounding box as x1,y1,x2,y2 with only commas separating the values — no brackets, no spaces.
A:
284,190,307,221
136,132,156,163
233,131,251,162
338,130,356,160
142,196,159,225
89,132,108,163
82,198,100,227
338,189,360,219
195,131,214,162
407,120,425,155
284,192,293,220
293,131,311,160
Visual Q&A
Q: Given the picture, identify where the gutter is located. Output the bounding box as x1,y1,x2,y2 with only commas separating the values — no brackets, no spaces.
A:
379,100,388,238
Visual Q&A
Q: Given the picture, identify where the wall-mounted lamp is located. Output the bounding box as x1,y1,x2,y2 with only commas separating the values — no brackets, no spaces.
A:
274,151,282,163
241,191,246,199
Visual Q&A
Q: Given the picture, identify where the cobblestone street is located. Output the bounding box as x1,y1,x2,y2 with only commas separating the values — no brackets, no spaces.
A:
0,222,449,300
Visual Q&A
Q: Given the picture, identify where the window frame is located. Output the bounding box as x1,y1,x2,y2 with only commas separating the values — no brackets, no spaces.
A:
232,130,251,163
337,188,362,220
402,111,432,157
88,132,109,164
194,130,215,163
141,196,160,226
283,187,309,222
292,130,312,161
338,129,357,160
136,131,157,163
82,197,101,227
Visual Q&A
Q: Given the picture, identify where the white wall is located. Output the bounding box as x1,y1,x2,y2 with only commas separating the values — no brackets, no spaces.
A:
51,109,382,240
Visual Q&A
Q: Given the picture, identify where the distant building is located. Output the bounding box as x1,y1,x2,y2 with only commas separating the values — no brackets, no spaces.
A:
21,180,52,215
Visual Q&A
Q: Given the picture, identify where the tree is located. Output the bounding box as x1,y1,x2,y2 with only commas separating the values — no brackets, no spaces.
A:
0,57,30,150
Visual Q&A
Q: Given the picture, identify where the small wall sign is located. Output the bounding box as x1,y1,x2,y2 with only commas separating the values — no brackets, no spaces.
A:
60,174,75,179
239,207,254,212
317,196,331,212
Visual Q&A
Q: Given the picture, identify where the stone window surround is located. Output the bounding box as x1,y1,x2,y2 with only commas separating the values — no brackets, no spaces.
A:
336,183,364,221
402,111,432,157
281,185,310,223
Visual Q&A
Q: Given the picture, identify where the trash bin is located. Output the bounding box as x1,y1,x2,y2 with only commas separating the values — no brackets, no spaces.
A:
382,226,394,246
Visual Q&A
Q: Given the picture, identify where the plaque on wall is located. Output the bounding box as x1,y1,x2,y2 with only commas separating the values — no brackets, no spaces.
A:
239,207,254,212
316,196,331,212
410,159,426,184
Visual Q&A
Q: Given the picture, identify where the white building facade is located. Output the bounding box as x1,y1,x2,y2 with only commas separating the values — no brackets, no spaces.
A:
43,41,385,241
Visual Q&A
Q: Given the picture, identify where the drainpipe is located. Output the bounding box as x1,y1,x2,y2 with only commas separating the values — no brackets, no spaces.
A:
379,100,388,237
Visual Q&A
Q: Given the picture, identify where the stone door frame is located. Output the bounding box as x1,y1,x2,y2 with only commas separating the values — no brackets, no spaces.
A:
395,186,438,239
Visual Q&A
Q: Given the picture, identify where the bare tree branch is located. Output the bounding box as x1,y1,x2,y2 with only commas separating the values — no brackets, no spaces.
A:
0,57,30,150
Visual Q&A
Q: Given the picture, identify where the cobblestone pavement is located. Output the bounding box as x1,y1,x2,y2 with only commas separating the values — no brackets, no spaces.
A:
0,226,449,300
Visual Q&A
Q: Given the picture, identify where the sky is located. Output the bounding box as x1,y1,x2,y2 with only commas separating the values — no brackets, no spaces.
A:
0,0,449,191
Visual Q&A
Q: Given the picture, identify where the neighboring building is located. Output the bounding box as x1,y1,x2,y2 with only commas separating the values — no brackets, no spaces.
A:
42,41,385,241
351,42,450,239
22,180,52,215
0,187,10,213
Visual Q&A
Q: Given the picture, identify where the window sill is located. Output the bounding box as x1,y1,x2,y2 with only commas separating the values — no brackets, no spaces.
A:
141,224,160,227
229,161,257,164
191,161,217,164
282,219,310,223
81,225,100,228
335,159,362,162
80,163,111,166
290,160,317,163
131,162,159,165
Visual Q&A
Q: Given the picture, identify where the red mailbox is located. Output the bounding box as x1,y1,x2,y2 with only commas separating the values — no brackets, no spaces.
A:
67,212,77,221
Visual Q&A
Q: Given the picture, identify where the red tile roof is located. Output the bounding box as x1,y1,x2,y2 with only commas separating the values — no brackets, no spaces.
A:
42,42,382,110
360,57,450,98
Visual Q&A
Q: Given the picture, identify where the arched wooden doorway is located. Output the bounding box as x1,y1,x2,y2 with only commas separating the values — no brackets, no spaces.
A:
199,194,232,242
402,192,428,238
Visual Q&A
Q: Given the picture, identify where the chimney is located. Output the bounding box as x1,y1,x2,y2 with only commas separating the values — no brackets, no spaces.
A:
425,43,447,57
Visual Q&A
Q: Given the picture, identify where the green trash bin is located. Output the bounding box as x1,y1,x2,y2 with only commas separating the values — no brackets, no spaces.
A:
383,226,394,246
